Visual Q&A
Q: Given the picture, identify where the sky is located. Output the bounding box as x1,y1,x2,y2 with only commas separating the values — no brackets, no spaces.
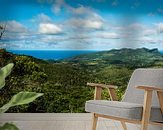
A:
0,0,163,50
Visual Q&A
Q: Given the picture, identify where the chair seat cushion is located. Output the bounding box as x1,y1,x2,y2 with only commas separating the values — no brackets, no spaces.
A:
85,100,163,122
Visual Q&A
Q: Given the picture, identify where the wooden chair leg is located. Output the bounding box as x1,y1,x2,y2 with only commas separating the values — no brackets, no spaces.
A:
121,121,127,130
141,121,150,129
92,113,98,130
157,91,163,114
141,90,152,130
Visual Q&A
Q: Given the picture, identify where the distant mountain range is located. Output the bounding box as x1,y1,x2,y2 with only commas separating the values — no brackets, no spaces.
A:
62,48,163,69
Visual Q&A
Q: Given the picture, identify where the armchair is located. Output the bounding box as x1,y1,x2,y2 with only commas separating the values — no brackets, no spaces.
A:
85,69,163,130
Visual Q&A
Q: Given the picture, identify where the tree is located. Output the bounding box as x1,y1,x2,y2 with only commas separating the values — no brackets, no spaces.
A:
0,24,6,40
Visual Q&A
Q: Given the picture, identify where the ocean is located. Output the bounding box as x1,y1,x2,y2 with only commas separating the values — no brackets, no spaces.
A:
8,50,99,60
8,50,163,60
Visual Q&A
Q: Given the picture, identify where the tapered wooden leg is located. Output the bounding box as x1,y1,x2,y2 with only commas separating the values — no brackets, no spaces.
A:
141,90,152,130
157,91,163,114
141,119,149,130
92,113,98,130
121,121,127,130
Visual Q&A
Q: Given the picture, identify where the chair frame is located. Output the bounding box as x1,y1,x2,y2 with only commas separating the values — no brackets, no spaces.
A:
87,83,163,130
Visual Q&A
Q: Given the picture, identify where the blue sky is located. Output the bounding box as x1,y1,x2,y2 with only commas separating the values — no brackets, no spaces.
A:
0,0,163,50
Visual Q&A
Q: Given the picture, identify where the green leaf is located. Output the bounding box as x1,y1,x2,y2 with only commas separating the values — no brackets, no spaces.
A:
0,92,43,113
0,63,14,78
8,92,43,106
0,103,10,114
0,63,14,89
0,77,5,89
0,123,19,130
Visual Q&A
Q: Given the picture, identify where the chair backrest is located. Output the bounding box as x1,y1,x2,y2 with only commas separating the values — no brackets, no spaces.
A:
122,68,163,107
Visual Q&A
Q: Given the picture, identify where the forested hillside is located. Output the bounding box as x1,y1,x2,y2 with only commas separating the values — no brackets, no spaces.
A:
0,48,163,113
63,48,163,69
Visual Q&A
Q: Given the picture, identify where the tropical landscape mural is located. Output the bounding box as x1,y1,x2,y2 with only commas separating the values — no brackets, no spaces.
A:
0,0,163,113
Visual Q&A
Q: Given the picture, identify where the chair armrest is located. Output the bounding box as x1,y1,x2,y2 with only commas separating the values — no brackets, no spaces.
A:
136,86,163,92
136,86,163,114
87,83,117,89
87,83,118,101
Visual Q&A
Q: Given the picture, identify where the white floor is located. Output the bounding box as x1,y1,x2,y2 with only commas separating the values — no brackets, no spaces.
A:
0,113,140,130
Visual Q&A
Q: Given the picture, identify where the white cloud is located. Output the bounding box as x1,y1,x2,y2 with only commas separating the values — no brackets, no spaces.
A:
39,23,62,34
53,0,104,30
30,13,52,24
0,42,20,49
67,7,104,30
156,23,163,33
85,20,103,29
30,13,63,35
128,23,146,30
62,32,120,41
96,32,120,39
68,18,103,30
139,36,162,44
5,20,28,33
70,6,104,22
52,0,92,15
52,0,65,14
70,5,104,21
36,13,52,23
37,35,67,44
119,23,158,38
71,6,91,15
143,29,157,36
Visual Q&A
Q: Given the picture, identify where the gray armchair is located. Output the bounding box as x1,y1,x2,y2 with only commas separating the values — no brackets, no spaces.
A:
85,69,163,130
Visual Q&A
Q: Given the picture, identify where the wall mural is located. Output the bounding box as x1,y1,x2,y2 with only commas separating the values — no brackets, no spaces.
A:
0,0,163,113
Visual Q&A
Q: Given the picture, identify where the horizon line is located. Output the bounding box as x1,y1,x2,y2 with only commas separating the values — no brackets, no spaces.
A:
6,48,163,51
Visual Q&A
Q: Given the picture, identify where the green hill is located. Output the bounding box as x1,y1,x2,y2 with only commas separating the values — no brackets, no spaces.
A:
63,48,163,69
0,49,93,113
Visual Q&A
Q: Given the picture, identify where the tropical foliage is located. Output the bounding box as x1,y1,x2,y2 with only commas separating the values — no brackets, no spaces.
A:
0,63,43,130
